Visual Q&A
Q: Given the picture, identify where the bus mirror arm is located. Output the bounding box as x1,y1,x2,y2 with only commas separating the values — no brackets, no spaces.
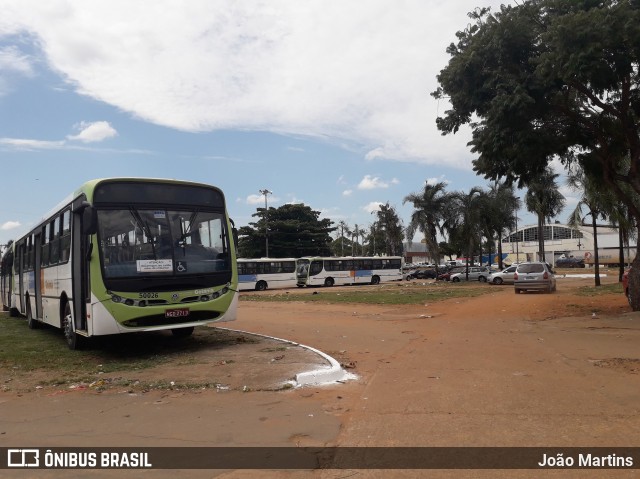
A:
86,242,93,261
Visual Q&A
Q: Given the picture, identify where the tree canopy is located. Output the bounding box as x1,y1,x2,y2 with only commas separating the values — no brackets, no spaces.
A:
433,0,640,226
434,0,640,308
237,203,335,258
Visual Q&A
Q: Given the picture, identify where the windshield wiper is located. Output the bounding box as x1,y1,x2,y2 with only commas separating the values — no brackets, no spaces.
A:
129,208,157,259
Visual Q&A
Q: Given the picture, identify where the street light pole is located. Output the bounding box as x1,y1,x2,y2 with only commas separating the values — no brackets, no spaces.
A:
259,189,272,257
514,196,520,263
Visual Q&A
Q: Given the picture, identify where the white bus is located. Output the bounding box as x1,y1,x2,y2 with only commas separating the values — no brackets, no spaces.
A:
1,178,238,349
296,256,403,287
237,258,298,291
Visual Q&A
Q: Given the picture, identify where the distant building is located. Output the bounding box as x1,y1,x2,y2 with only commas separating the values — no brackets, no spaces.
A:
501,223,635,266
404,223,635,267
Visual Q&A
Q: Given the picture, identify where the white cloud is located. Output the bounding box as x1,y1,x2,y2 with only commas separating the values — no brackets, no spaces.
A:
363,202,383,214
0,0,499,167
245,193,280,206
343,189,353,197
358,175,395,190
426,176,450,186
0,46,35,96
1,221,21,231
0,138,64,149
67,121,117,143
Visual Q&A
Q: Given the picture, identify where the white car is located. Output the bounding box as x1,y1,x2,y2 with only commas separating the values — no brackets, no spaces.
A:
488,265,517,285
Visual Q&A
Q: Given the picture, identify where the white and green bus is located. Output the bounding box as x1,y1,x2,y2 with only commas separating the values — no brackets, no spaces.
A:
296,256,403,287
0,178,238,349
237,258,298,291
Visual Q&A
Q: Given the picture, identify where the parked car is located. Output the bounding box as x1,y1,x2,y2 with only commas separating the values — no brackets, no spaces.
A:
450,266,491,283
514,262,556,294
623,267,632,306
437,266,465,281
555,257,585,268
488,265,517,285
406,268,437,280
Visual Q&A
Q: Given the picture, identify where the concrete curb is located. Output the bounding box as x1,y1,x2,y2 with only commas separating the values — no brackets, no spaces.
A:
216,327,356,387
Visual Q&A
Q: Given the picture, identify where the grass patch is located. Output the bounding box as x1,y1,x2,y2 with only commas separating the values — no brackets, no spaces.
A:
239,282,495,305
0,313,253,388
574,283,624,297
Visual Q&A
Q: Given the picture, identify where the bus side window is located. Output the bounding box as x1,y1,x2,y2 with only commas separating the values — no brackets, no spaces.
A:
60,210,71,263
41,224,50,267
50,217,60,265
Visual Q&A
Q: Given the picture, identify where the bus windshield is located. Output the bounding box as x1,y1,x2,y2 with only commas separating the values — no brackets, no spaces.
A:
98,208,230,279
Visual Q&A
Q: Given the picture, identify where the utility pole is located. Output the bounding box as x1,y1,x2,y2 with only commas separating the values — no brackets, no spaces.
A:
259,189,272,257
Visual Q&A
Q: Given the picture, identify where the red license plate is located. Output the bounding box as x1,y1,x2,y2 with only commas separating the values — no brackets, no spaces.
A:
165,308,190,318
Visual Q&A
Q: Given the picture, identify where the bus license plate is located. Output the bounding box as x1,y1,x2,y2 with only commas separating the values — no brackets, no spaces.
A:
165,308,190,318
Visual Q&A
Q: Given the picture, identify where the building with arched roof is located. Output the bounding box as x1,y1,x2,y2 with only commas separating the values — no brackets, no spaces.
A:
501,223,635,266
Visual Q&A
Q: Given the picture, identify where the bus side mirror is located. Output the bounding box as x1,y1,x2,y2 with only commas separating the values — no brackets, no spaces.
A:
232,228,239,251
230,218,239,254
75,201,97,235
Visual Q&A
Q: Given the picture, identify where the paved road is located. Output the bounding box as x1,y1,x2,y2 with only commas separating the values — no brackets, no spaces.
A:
1,279,638,478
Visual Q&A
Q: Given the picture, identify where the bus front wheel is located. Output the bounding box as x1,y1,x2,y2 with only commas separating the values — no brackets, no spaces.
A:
255,281,268,291
172,326,194,338
324,278,334,287
62,302,83,350
371,276,380,285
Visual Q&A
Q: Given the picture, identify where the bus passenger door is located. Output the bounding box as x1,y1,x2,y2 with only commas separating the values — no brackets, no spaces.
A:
17,242,24,313
71,199,90,332
34,233,43,319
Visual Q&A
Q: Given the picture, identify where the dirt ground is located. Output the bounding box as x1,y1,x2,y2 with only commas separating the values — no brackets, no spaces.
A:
1,273,639,479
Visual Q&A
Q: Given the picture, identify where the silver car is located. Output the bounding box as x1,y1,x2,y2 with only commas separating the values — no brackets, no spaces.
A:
514,262,557,294
488,265,517,285
450,266,491,282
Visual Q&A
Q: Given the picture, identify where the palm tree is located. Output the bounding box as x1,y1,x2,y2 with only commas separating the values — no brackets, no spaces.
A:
450,187,487,279
566,166,613,286
403,181,451,270
485,182,520,269
524,167,566,262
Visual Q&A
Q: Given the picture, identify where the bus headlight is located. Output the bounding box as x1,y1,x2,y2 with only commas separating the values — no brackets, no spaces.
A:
111,294,123,303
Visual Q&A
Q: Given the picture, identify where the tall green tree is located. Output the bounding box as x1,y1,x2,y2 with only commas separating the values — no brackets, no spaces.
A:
403,181,451,269
238,204,335,258
373,203,404,256
433,0,640,308
524,167,566,261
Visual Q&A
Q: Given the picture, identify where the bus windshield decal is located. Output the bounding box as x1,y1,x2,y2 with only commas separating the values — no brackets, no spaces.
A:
136,259,173,273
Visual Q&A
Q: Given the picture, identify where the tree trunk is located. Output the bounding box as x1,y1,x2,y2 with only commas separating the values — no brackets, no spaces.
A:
629,253,640,312
537,214,545,261
592,215,600,287
618,227,625,283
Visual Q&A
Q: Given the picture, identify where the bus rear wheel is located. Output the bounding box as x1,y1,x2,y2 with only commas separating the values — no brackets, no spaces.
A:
371,276,380,285
27,301,39,329
255,281,268,291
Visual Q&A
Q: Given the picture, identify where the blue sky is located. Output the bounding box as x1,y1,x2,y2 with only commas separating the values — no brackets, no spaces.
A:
0,0,577,253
